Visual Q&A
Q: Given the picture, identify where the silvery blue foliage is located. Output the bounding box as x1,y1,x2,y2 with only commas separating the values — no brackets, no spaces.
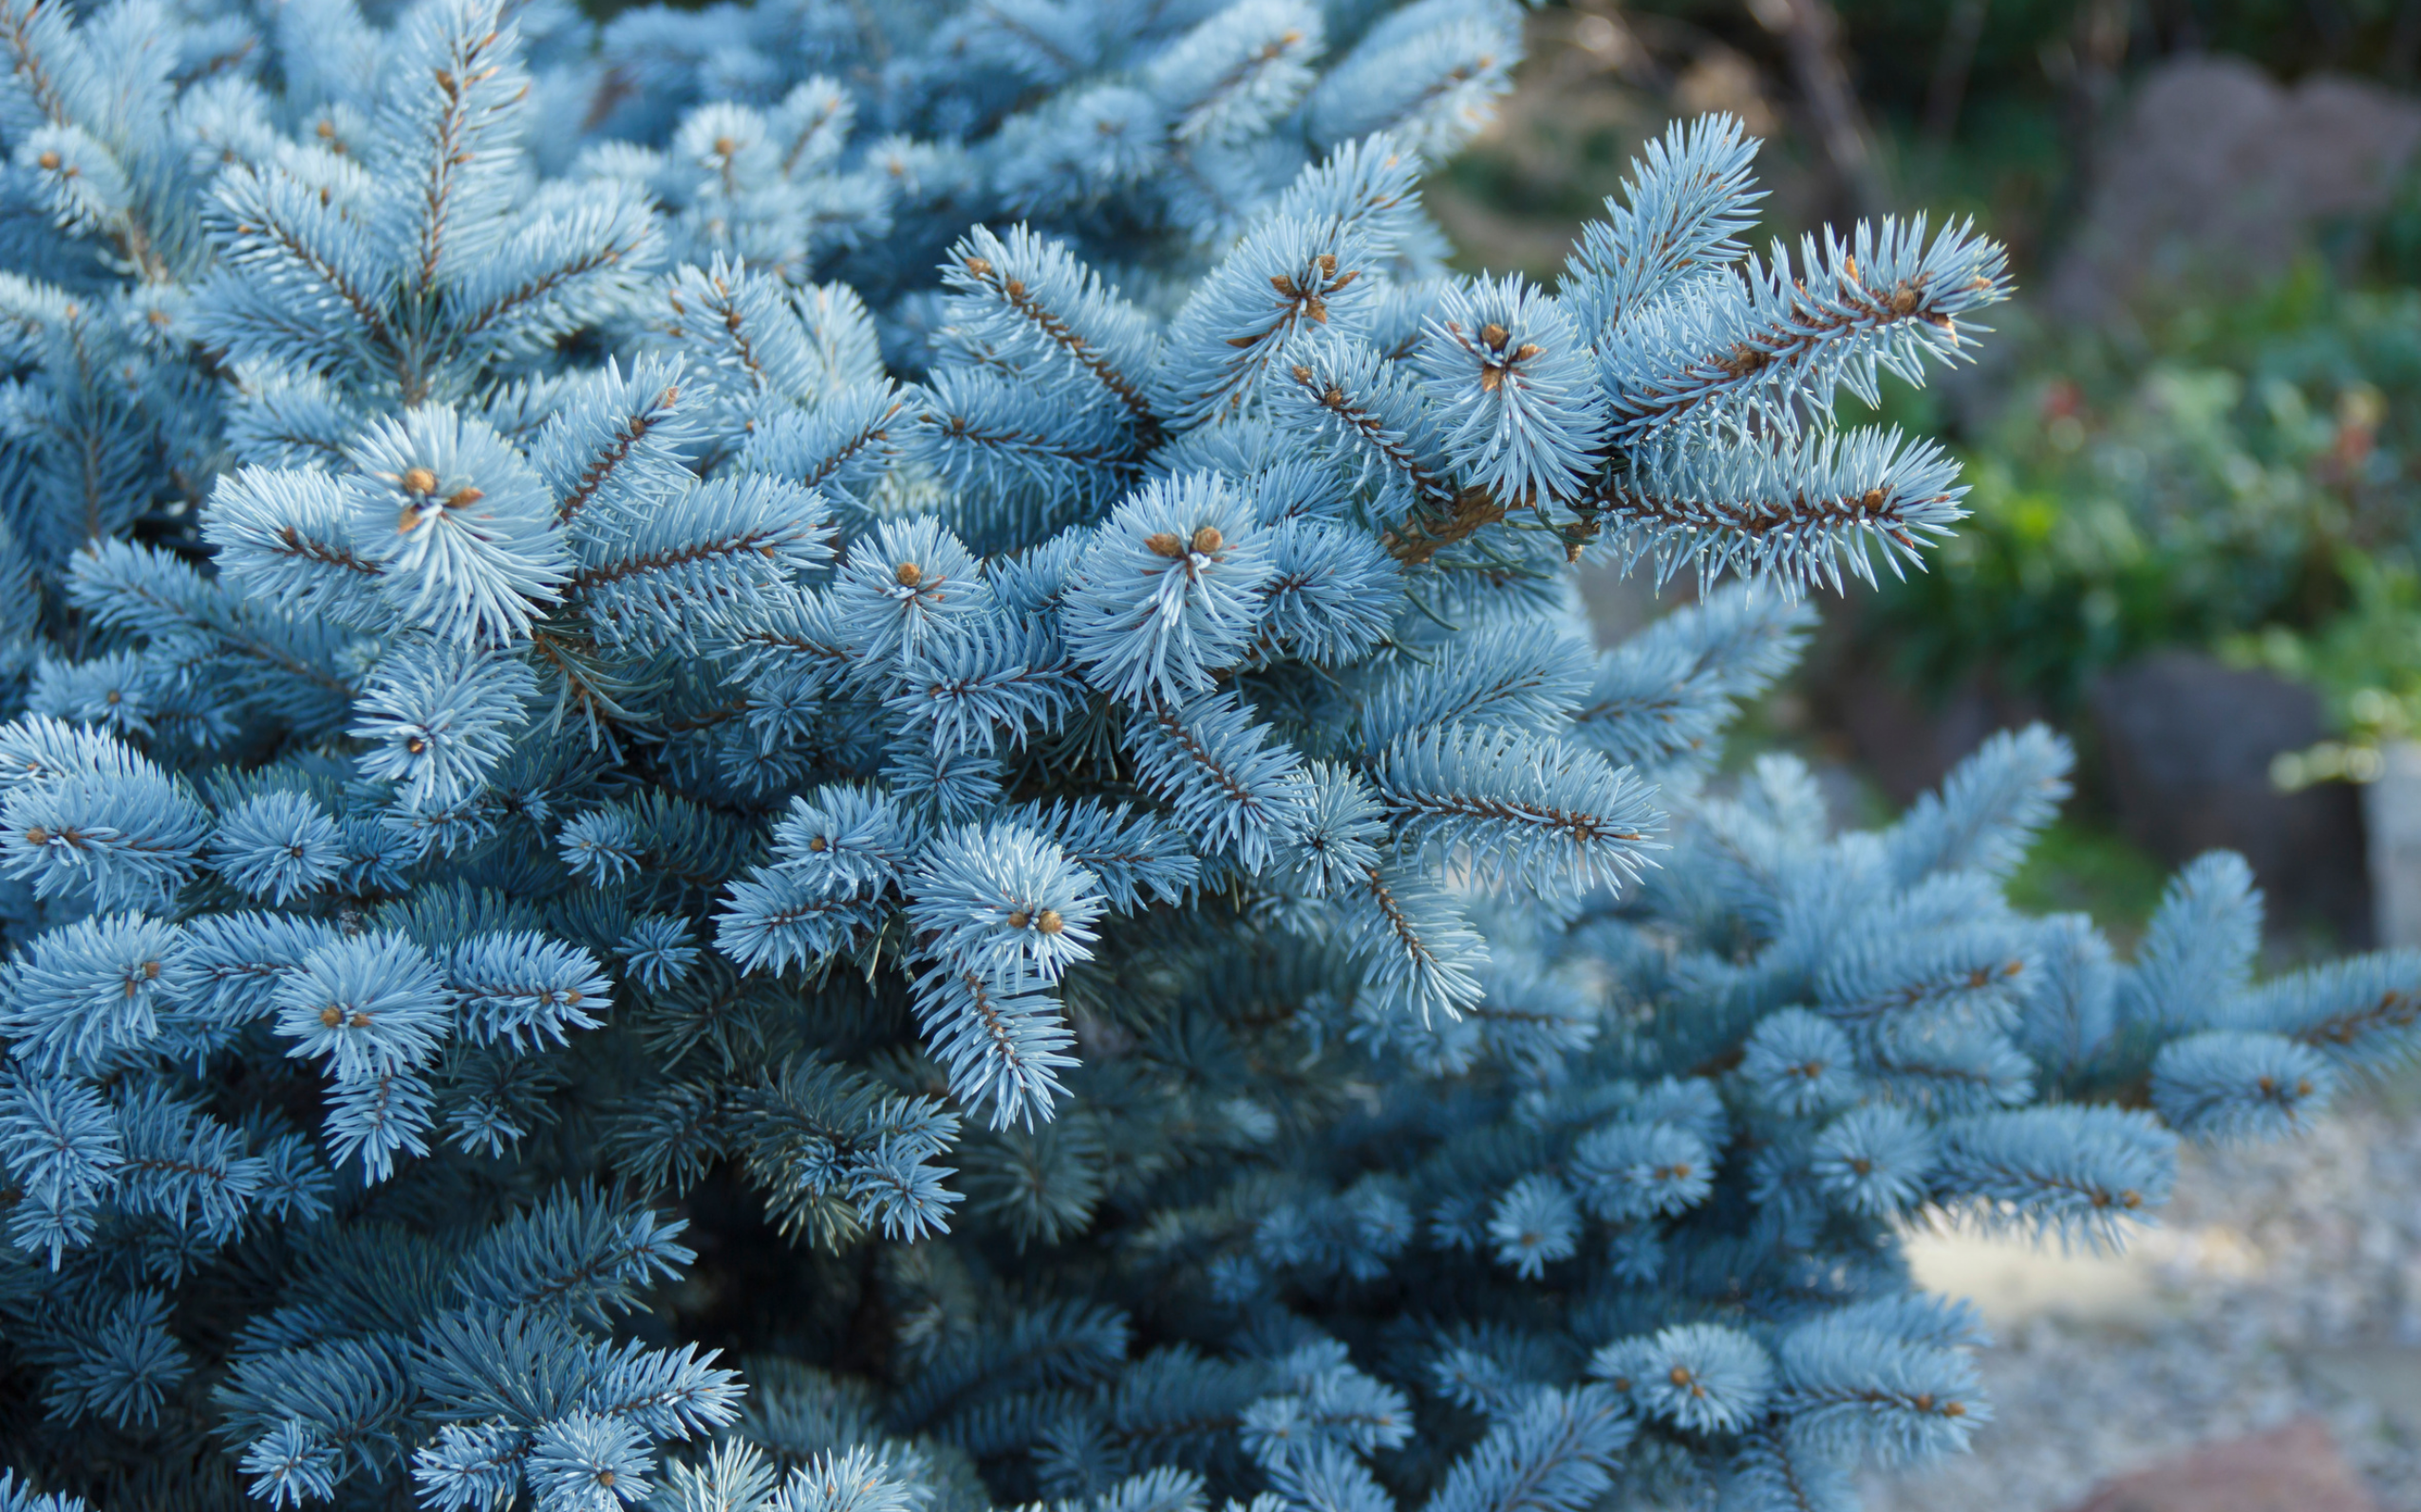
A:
0,3,2416,1512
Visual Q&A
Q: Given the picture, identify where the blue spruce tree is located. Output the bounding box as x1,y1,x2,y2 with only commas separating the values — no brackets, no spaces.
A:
0,1,2412,1509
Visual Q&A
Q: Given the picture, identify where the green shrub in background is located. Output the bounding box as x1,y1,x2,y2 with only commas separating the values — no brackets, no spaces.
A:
2233,554,2421,786
1870,269,2421,711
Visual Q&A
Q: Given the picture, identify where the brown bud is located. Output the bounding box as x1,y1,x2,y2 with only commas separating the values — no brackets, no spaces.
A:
1944,1401,1967,1418
1191,525,1223,554
1006,910,1030,929
443,487,483,509
1036,908,1063,935
104,688,120,705
1316,253,1336,277
712,135,736,157
1912,1392,1933,1412
1004,278,1025,298
563,990,582,1005
24,828,48,845
1291,364,1313,383
315,119,336,139
143,960,160,979
401,467,439,495
1862,488,1886,511
1478,322,1509,349
964,256,992,276
1512,343,1543,362
1144,532,1185,558
1890,284,1920,315
598,1472,616,1490
320,1006,343,1027
895,561,924,588
405,737,428,755
349,1011,370,1028
806,835,829,851
1668,1367,1693,1387
35,150,59,171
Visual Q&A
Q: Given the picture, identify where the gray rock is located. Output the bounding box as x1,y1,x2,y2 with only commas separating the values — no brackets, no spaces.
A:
2088,651,2368,942
2048,56,2421,323
2363,743,2421,948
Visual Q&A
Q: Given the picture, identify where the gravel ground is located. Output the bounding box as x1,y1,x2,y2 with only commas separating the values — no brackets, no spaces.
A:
1866,1095,2421,1511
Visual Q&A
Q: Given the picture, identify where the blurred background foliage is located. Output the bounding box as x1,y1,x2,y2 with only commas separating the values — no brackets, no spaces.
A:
1882,275,2421,712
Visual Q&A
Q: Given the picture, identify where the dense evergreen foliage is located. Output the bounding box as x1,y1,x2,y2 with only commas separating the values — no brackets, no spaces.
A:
0,2,2413,1511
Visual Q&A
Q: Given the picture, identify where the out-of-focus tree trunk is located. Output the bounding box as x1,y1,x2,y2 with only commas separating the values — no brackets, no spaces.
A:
1747,0,1886,222
2040,0,2130,264
2392,0,2421,81
1924,0,1990,143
